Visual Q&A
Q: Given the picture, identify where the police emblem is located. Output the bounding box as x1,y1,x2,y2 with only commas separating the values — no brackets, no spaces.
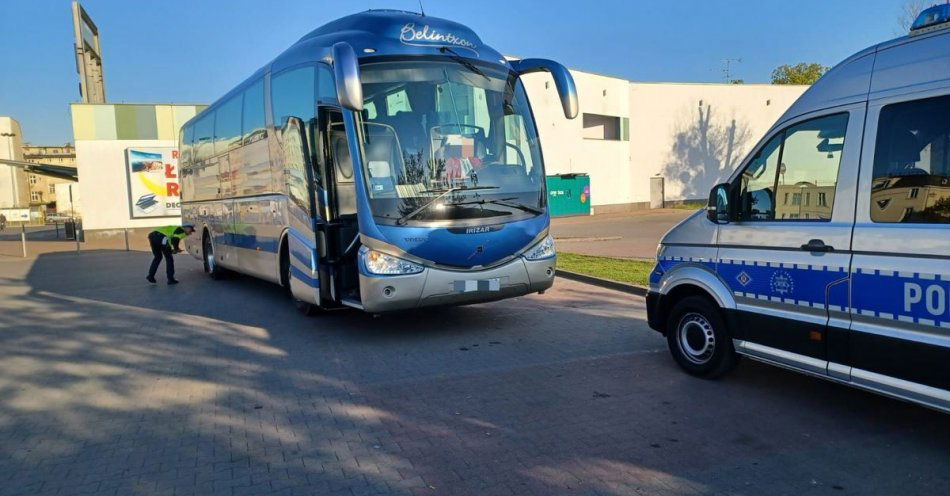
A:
736,271,752,287
770,270,795,296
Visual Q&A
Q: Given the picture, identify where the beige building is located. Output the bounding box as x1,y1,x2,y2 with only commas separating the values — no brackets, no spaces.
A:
0,117,29,210
522,70,809,211
22,143,77,212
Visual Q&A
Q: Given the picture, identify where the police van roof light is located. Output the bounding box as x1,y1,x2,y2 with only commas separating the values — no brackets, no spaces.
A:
910,4,950,35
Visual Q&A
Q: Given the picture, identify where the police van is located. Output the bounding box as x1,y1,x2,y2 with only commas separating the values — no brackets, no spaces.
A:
647,5,950,413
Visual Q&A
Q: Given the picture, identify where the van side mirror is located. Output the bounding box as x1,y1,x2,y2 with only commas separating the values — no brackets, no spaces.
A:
510,58,578,119
707,183,731,224
331,42,363,112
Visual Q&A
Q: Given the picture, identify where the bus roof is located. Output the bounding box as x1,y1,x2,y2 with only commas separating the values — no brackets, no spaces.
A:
185,10,510,132
294,9,507,65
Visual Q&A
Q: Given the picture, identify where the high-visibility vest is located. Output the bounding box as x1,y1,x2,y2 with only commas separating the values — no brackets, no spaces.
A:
153,225,187,241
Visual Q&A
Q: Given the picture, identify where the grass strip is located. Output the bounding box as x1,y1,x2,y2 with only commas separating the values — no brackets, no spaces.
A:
557,252,654,287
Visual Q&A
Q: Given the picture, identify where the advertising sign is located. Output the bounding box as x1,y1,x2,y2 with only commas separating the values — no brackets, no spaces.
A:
125,147,180,218
0,208,30,222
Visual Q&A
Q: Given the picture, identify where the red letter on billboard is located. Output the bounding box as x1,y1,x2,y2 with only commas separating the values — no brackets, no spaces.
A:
166,183,180,197
172,150,179,159
165,164,177,178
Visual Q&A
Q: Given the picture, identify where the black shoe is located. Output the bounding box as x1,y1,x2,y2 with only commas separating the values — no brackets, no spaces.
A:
146,276,157,284
167,279,179,285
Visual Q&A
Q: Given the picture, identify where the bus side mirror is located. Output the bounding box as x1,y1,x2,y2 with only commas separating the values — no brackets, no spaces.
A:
510,58,578,119
331,42,363,112
707,183,731,224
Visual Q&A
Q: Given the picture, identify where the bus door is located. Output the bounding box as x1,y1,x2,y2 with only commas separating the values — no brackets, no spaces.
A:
316,107,361,303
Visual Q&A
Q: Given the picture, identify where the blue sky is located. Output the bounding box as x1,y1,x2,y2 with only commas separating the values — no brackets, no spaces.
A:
0,0,907,145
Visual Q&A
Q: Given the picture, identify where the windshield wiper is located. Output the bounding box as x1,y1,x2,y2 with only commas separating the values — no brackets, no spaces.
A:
439,46,490,81
396,186,499,225
449,197,543,215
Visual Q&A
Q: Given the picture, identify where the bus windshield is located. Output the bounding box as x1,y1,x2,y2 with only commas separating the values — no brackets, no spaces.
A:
355,58,545,225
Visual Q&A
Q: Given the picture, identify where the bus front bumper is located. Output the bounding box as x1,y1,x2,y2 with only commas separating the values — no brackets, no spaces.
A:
358,255,557,313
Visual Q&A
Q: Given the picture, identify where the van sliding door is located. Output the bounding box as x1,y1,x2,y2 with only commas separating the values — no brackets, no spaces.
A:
848,93,950,409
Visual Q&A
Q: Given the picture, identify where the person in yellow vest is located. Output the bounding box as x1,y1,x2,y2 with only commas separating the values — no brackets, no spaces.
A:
146,224,195,284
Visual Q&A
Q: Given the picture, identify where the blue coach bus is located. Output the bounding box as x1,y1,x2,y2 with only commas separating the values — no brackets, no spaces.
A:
179,9,578,314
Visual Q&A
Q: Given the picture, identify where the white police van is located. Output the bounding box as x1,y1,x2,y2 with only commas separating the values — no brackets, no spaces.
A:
647,5,950,413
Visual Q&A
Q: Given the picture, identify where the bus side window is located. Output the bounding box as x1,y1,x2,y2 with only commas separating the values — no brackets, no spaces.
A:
312,65,338,189
242,79,266,145
272,66,317,214
316,65,337,106
272,66,316,130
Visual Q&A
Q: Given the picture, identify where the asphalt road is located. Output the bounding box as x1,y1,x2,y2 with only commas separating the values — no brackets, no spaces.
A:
0,251,947,496
551,209,696,259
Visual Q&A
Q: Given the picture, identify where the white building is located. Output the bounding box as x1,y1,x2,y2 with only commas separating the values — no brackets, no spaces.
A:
54,182,82,218
0,117,30,209
70,103,205,238
522,70,808,211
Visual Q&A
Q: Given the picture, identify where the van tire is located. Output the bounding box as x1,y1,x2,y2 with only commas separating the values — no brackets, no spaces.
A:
666,296,738,378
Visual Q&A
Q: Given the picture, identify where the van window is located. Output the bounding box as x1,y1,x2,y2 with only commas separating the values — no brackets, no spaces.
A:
272,65,316,130
214,95,243,152
871,95,950,224
242,79,266,144
737,113,848,222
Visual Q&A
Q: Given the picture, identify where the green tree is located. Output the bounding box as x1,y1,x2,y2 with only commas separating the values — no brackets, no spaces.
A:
770,63,829,85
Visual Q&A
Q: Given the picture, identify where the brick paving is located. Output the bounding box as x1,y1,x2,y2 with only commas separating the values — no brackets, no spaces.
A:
0,249,947,495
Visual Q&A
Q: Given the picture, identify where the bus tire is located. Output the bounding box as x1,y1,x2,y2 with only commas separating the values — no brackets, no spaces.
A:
666,295,738,378
203,231,226,280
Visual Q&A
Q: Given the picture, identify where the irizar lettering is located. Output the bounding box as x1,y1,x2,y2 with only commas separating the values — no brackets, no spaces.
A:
904,282,948,317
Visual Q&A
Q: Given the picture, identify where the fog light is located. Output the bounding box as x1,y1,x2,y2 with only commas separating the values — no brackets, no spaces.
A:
383,286,395,298
545,267,554,277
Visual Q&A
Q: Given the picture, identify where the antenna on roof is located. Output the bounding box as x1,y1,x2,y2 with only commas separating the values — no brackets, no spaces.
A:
418,0,426,16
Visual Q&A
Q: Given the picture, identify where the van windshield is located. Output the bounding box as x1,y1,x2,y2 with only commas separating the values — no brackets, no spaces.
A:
354,58,545,225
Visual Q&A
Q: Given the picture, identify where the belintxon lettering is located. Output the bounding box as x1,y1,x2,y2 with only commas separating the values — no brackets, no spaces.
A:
904,282,948,317
399,23,477,50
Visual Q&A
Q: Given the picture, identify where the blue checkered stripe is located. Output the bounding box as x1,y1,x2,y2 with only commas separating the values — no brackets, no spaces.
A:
654,257,949,330
653,256,847,309
716,258,848,310
852,267,949,329
650,257,715,285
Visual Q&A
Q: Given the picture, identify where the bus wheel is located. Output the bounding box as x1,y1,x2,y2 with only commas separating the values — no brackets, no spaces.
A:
203,232,225,280
666,296,737,378
283,253,318,316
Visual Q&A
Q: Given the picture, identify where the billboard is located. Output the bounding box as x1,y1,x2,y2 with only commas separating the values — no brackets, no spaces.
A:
125,147,180,218
0,208,30,222
72,1,106,103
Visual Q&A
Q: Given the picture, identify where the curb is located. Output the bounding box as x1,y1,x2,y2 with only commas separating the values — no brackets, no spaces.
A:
556,270,648,297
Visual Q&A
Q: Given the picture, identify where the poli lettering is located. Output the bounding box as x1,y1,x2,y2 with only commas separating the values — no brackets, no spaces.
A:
904,282,949,318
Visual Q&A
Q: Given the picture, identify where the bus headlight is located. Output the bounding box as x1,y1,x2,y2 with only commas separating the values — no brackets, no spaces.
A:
362,248,424,275
524,235,556,261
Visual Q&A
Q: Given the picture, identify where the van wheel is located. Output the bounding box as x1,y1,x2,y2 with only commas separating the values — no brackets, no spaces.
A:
666,296,737,378
203,232,225,280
